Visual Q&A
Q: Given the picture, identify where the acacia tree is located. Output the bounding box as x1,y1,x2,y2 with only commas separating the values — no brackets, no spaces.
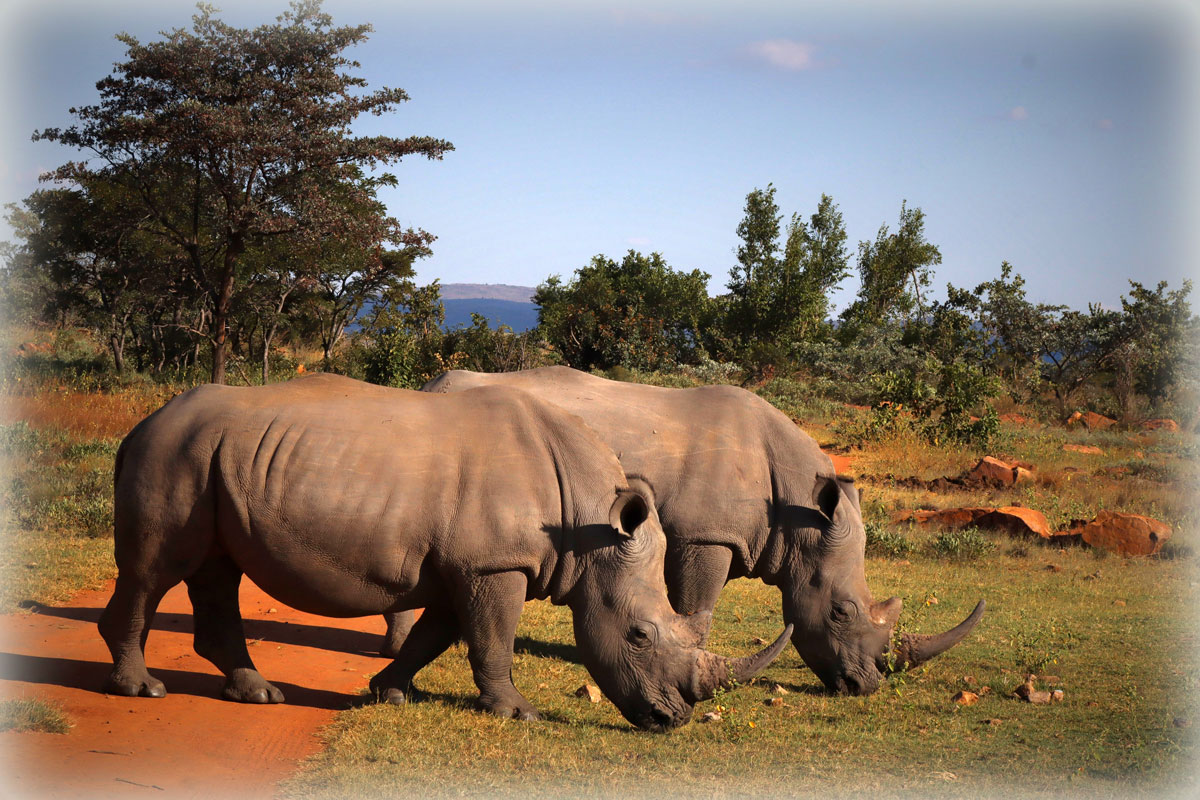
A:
34,1,451,383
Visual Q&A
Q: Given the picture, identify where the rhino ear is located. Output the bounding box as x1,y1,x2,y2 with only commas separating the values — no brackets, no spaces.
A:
813,475,841,521
837,475,861,511
609,486,651,538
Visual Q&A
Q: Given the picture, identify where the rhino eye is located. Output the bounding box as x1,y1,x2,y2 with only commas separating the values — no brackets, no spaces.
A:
626,624,653,648
831,601,858,622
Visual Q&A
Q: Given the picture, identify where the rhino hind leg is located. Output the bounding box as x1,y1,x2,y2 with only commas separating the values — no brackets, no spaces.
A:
98,574,172,698
456,571,541,722
369,605,460,704
186,554,284,704
380,609,417,659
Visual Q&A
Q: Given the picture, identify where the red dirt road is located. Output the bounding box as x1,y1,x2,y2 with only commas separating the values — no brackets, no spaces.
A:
1,580,391,800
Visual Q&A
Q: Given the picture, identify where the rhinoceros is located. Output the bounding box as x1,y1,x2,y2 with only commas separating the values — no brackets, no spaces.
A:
388,366,984,696
98,373,789,731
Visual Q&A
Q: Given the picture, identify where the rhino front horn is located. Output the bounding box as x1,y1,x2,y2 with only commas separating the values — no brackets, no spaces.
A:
690,624,794,701
887,600,985,673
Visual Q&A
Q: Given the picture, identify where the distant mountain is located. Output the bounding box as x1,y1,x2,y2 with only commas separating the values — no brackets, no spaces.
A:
439,284,539,332
439,283,536,303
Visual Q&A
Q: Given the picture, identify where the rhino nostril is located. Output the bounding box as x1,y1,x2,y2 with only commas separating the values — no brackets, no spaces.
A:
650,707,673,728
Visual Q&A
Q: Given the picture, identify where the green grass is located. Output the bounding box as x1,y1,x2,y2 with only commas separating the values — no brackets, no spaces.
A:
283,551,1198,799
0,421,118,610
0,698,73,734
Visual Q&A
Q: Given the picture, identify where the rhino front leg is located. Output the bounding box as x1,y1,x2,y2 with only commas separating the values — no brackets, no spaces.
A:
455,571,541,721
379,609,416,658
186,554,284,704
369,605,460,704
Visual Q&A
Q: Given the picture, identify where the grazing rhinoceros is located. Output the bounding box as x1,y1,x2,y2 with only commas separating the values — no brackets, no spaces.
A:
99,373,789,731
389,366,984,697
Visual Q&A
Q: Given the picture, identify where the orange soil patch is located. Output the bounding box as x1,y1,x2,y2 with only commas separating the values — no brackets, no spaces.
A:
826,451,853,474
1,580,392,799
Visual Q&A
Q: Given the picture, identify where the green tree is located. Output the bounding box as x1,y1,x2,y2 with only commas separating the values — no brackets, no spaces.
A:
33,1,451,383
725,187,850,366
840,201,941,331
780,193,851,341
536,250,712,371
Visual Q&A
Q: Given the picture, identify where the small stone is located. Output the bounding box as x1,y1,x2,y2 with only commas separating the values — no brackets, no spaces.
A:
752,637,768,646
978,686,993,696
1051,690,1065,703
267,608,278,614
953,691,980,706
537,682,548,689
575,684,602,703
1114,599,1126,607
700,711,722,723
765,697,784,708
962,675,976,685
1044,564,1061,572
772,684,789,695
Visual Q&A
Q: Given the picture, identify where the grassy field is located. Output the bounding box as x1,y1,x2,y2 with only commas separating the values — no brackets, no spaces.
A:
1,369,1197,798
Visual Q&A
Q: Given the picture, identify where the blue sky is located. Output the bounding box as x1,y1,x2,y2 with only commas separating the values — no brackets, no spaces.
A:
2,0,1197,312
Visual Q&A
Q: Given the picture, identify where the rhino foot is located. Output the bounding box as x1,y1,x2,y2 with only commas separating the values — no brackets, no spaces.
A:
221,668,285,704
105,670,166,698
477,696,542,721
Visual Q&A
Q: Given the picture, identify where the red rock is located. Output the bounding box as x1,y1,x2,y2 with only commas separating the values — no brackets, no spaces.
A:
968,456,1018,486
952,690,980,706
1082,411,1116,430
1014,467,1036,484
1066,411,1116,430
1142,418,1179,433
999,412,1033,426
897,506,1050,538
575,684,602,703
1068,511,1171,556
1063,444,1104,455
980,507,1051,538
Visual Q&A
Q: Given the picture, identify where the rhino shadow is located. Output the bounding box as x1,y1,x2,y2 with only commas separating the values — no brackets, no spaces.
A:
0,651,361,710
512,636,579,664
20,602,386,657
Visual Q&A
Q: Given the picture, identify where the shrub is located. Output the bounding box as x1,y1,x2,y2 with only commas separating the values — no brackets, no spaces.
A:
928,527,996,560
864,521,913,559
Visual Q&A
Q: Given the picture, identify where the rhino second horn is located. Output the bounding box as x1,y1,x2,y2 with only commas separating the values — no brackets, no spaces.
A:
690,624,794,701
887,600,985,673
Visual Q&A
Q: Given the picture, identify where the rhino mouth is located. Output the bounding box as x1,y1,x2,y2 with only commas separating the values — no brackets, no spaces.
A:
635,701,693,732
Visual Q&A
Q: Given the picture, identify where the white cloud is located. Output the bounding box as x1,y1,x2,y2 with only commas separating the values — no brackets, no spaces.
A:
745,39,816,71
1009,106,1029,121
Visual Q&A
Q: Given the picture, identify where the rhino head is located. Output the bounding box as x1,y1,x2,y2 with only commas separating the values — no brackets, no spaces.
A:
570,483,791,731
779,475,984,696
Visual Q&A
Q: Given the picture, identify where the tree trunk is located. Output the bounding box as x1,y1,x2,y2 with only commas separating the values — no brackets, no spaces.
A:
210,240,243,385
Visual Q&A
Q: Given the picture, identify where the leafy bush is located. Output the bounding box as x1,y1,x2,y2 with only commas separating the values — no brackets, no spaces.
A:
864,521,912,559
928,527,996,560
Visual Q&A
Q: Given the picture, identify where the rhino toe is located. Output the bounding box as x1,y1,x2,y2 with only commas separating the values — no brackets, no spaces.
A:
222,669,285,704
106,670,166,698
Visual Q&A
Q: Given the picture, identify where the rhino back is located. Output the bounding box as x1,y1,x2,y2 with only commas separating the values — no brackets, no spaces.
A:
118,375,618,616
425,368,835,563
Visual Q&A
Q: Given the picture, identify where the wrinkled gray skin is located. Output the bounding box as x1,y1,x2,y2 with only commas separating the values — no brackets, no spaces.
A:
99,373,790,731
385,366,985,696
